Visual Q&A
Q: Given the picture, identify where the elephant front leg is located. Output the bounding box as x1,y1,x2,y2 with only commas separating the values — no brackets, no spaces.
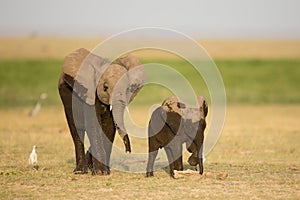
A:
85,149,93,171
84,104,109,175
187,142,199,167
85,148,110,175
198,144,204,175
191,122,205,175
188,147,204,174
101,112,116,174
198,158,203,175
188,142,204,174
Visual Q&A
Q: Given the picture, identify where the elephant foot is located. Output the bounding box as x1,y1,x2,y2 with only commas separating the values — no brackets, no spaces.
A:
188,156,199,166
169,169,175,178
92,165,110,176
73,164,88,174
145,171,154,177
86,151,110,175
91,158,110,176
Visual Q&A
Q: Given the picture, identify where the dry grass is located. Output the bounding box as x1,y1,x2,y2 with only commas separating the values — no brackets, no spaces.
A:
0,105,299,199
0,37,300,60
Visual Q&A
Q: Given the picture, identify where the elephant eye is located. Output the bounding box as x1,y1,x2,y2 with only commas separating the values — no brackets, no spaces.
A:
177,102,186,109
103,83,109,92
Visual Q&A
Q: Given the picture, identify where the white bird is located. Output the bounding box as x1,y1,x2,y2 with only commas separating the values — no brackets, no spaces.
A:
29,93,48,117
29,145,38,165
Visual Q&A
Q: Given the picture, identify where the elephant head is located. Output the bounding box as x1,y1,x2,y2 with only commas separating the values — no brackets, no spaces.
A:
96,54,146,153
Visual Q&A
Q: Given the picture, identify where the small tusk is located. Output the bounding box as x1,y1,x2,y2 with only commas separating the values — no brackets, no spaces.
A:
110,105,112,111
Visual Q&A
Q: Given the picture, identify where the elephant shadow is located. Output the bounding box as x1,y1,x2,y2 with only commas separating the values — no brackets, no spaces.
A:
161,160,200,175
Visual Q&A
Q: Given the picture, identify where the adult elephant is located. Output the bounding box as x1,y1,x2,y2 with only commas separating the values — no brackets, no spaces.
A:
146,96,208,177
58,48,145,175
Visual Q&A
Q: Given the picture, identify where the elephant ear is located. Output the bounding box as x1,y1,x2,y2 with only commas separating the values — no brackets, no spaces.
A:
114,54,146,103
126,65,146,103
179,96,208,122
162,96,182,116
62,48,90,78
97,64,127,105
113,53,141,71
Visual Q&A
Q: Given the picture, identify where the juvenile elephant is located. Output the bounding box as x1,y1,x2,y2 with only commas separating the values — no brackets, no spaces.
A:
58,48,145,175
146,96,208,177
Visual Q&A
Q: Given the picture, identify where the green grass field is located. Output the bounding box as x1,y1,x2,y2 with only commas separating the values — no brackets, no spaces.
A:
0,59,299,108
0,59,299,199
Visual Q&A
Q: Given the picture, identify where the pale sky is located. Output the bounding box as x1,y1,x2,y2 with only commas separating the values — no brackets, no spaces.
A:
0,0,299,38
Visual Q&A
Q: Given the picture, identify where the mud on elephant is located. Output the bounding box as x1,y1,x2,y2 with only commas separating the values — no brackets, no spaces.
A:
58,48,145,175
146,96,208,177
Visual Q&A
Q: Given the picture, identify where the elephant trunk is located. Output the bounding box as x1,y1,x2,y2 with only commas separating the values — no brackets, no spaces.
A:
112,93,131,153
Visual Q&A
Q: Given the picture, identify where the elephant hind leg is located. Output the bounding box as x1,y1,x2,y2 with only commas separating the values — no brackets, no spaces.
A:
59,80,87,174
165,136,183,177
146,130,161,177
164,147,176,177
174,156,183,171
146,149,158,177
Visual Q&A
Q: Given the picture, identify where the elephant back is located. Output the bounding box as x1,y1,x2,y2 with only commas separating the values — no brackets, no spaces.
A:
162,96,208,122
62,48,90,78
181,96,208,122
162,96,182,116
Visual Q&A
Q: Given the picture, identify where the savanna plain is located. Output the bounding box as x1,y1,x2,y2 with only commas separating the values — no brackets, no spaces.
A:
0,38,299,199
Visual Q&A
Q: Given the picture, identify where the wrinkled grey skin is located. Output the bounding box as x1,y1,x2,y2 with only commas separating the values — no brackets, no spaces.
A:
58,49,145,175
146,96,208,178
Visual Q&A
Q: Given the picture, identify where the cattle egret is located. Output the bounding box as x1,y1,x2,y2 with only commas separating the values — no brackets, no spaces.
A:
29,93,48,117
29,145,38,165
